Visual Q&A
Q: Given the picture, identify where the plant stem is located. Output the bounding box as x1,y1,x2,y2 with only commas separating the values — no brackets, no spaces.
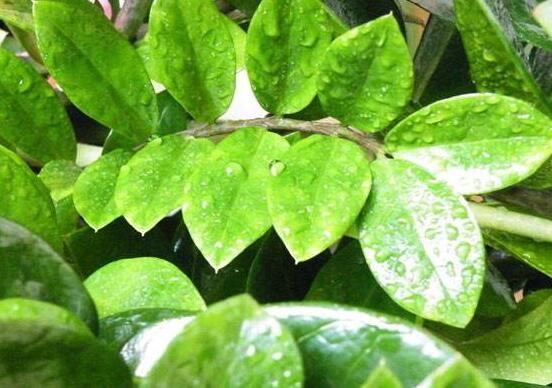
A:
182,117,385,156
469,202,552,243
115,0,153,39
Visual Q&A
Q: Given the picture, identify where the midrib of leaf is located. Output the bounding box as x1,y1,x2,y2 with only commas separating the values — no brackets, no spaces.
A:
307,139,337,226
275,0,294,114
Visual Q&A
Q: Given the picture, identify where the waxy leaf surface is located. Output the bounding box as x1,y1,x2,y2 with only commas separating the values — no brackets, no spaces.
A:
317,14,413,132
359,159,485,327
268,135,371,261
385,94,552,195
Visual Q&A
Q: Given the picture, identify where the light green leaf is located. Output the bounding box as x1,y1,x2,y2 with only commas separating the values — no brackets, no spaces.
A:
245,0,334,114
454,0,552,115
0,145,61,251
417,356,496,388
459,295,552,384
359,159,485,327
38,160,81,202
385,94,552,195
143,295,303,387
148,0,235,122
268,135,371,261
33,0,158,144
222,15,246,70
84,257,205,319
182,127,289,270
535,1,552,38
0,47,75,164
73,149,133,230
0,217,98,331
0,0,33,31
115,135,214,234
361,360,402,388
317,14,413,132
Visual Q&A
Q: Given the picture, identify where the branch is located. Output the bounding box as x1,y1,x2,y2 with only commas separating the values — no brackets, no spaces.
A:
182,117,385,157
115,0,153,39
469,202,552,243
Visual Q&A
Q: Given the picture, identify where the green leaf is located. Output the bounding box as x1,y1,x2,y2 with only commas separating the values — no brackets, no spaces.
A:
459,295,552,384
0,0,33,31
361,360,402,388
33,0,158,144
521,157,552,189
245,0,334,114
454,0,552,115
222,15,246,70
115,135,214,234
417,356,496,388
359,159,486,327
476,263,516,318
73,149,133,230
182,127,289,270
501,0,552,50
155,91,190,137
0,217,98,331
0,145,61,251
268,135,371,261
38,160,81,202
385,94,552,195
503,289,552,323
0,47,76,164
143,295,303,387
266,303,484,387
535,1,552,38
148,0,235,122
84,257,205,319
0,320,132,387
317,14,413,132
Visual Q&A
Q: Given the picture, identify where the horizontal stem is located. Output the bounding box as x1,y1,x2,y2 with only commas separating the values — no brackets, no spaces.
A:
182,117,384,157
469,202,552,243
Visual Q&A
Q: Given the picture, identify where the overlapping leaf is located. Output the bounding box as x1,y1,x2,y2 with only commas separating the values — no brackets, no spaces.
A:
38,160,81,202
359,159,485,327
0,0,33,31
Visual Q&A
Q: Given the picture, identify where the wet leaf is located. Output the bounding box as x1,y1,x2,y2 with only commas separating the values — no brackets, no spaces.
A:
359,159,485,327
143,295,303,387
385,94,552,195
84,257,205,318
33,0,158,144
73,149,133,230
148,0,235,122
115,135,214,234
182,127,289,270
317,15,413,132
0,47,76,164
245,0,333,114
38,160,81,202
268,135,371,261
417,356,495,388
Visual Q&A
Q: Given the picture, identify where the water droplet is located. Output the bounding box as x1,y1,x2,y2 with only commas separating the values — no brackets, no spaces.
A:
269,160,286,176
17,75,32,93
224,161,245,176
455,242,471,259
445,261,456,277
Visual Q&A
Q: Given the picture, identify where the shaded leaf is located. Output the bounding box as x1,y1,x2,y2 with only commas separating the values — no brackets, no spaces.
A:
417,356,495,388
501,0,552,50
38,160,81,202
361,360,402,388
0,0,32,31
155,91,190,137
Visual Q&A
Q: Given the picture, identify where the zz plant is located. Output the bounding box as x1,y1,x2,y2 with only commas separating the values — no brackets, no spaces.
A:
1,0,552,386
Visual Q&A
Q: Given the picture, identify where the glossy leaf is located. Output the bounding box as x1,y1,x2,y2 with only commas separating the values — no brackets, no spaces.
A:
84,257,205,318
359,159,485,327
0,217,98,331
361,361,402,388
115,135,214,234
182,127,289,270
38,160,81,202
0,47,76,164
266,303,489,387
454,0,552,115
33,0,158,144
459,295,552,384
268,135,371,261
317,15,413,132
385,94,552,195
0,0,33,31
73,149,133,230
0,145,61,251
148,0,235,122
417,356,495,388
535,1,552,38
143,295,303,387
245,0,334,114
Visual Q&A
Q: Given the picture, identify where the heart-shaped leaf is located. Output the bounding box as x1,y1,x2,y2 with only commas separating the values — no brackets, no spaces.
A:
317,14,413,132
359,159,486,327
385,94,552,195
268,135,371,261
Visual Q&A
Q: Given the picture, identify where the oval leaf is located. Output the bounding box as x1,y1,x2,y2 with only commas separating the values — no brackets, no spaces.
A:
245,0,334,114
33,0,158,144
268,135,371,261
359,159,486,327
385,94,552,195
0,47,76,164
317,14,413,132
84,257,205,318
148,0,235,122
73,149,133,230
115,136,214,234
143,295,303,387
182,127,289,270
0,217,98,331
